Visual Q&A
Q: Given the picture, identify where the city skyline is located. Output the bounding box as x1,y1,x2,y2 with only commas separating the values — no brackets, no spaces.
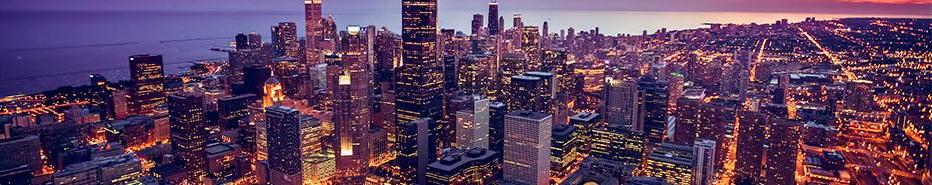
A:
0,0,930,184
1,0,930,15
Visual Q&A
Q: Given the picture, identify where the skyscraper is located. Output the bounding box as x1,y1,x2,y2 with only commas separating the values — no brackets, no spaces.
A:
487,0,499,35
272,22,300,58
637,76,669,144
603,77,638,129
519,26,542,71
398,0,442,182
266,106,304,185
168,92,207,183
764,118,800,185
129,54,166,115
550,124,578,179
425,148,500,185
488,102,506,155
503,110,552,185
471,14,484,36
735,110,766,178
693,139,717,185
589,124,644,176
455,95,490,149
304,0,323,65
331,26,371,184
513,13,523,28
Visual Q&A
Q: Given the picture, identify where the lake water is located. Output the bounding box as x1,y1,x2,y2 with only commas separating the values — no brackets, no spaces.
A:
0,10,927,96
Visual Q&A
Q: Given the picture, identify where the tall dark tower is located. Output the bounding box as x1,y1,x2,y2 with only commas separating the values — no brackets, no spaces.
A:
637,76,669,144
128,54,166,115
487,0,500,35
397,0,441,183
168,92,207,183
265,106,304,185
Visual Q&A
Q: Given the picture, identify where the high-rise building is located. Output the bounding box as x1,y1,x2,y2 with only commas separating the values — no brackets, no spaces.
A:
129,54,166,115
735,110,766,178
398,0,442,182
471,14,484,36
590,124,644,176
331,26,372,184
304,0,323,65
637,76,669,144
603,77,639,129
641,143,694,185
266,106,305,185
498,52,528,91
272,22,300,58
457,54,494,96
512,13,523,28
487,0,499,35
569,112,601,154
764,118,799,185
488,102,506,155
426,148,500,185
519,26,542,71
455,95,490,149
243,64,272,97
395,118,438,184
693,139,716,185
503,110,552,185
168,92,207,183
506,75,543,112
550,124,578,179
218,94,257,130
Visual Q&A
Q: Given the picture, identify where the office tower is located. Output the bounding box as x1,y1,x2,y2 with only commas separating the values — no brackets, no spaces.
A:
499,52,528,87
168,92,208,182
637,76,669,144
331,26,372,184
243,64,272,97
272,22,300,58
426,148,500,185
506,75,543,112
541,48,568,75
0,135,42,176
305,0,322,64
396,118,438,184
398,0,442,182
487,0,499,35
235,33,249,50
513,13,523,28
764,118,799,185
303,152,335,185
590,125,644,176
205,143,242,183
299,117,327,184
52,154,143,185
128,54,166,115
550,124,578,179
672,92,703,145
471,14,484,35
641,143,695,185
603,77,639,129
569,112,600,153
498,17,505,33
519,26,542,71
693,139,716,185
247,32,263,49
457,54,494,96
735,110,766,178
218,94,257,130
488,102,506,155
503,110,552,185
455,95,490,149
265,106,304,185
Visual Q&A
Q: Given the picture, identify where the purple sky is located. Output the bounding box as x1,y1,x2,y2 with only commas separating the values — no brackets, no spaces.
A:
1,0,929,15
